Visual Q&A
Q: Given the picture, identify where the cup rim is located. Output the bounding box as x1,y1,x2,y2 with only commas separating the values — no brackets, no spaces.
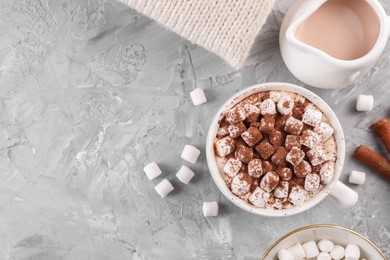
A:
205,82,345,217
260,224,386,259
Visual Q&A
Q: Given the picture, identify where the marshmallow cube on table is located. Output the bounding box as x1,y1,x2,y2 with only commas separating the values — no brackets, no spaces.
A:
345,244,360,260
143,162,162,180
176,165,195,184
287,243,306,259
154,179,174,198
277,249,294,260
302,240,319,258
349,170,366,185
190,88,207,106
203,201,218,217
181,145,201,164
356,94,374,112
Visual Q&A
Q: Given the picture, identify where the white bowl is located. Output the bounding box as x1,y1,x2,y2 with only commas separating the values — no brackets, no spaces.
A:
261,224,386,259
206,82,358,217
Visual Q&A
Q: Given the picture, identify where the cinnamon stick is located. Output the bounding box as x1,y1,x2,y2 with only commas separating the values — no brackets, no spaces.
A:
353,145,390,179
372,118,390,153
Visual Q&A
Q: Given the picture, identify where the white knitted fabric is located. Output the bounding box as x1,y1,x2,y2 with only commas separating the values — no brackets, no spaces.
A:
120,0,275,68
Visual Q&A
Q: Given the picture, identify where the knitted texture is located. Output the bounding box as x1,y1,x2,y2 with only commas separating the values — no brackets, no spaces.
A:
120,0,275,68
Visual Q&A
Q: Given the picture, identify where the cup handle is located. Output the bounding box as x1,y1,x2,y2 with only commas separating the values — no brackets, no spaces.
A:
329,181,358,208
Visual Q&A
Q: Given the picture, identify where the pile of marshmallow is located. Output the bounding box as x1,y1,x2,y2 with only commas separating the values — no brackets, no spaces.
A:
278,240,364,260
143,144,219,217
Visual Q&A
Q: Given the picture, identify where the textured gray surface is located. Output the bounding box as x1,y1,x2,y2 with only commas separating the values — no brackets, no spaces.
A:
0,0,389,259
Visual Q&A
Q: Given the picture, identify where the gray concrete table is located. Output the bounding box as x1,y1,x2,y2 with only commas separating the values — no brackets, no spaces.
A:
1,0,389,259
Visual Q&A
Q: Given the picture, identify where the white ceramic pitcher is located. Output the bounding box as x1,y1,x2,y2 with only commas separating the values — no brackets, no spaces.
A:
280,0,390,89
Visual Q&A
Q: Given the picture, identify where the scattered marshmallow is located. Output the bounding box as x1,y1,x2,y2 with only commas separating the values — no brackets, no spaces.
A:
349,170,366,185
345,244,360,260
317,252,331,260
176,165,195,184
302,240,320,258
302,108,322,126
203,201,218,217
330,245,345,260
277,95,294,115
223,158,242,177
143,162,162,180
260,99,277,115
190,88,207,106
314,122,334,142
330,181,359,208
154,179,174,198
181,145,201,164
287,243,306,259
356,94,374,112
277,248,294,260
317,239,334,253
249,187,270,208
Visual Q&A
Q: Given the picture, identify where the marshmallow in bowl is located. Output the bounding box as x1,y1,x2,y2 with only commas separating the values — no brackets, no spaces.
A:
143,162,162,180
277,249,294,260
319,162,334,185
277,95,294,115
260,99,277,115
287,243,306,259
302,240,320,258
190,88,207,106
330,245,345,260
345,244,360,260
181,145,201,164
317,252,331,260
215,136,235,157
349,170,366,185
202,201,218,217
302,107,322,126
356,94,374,112
317,239,334,253
249,187,270,207
314,122,334,142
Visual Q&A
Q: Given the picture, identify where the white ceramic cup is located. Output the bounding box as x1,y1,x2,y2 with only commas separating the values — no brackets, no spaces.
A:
206,82,358,217
261,224,385,259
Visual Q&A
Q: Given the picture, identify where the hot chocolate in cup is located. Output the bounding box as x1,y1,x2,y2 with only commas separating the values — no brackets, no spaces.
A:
206,82,358,217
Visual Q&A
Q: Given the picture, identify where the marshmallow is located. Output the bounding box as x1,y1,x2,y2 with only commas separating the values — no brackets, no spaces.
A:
302,240,320,258
302,108,322,126
330,181,358,208
319,162,334,185
289,186,307,205
154,179,174,198
317,252,331,260
349,170,366,185
317,239,334,253
304,173,320,192
226,105,246,124
231,173,252,196
356,94,374,112
301,130,322,149
176,165,195,184
330,245,345,260
287,243,306,259
345,244,360,260
215,136,235,157
260,171,280,192
203,201,218,217
277,248,294,260
249,187,270,208
181,145,201,164
248,159,263,178
260,99,277,115
314,122,334,142
190,88,207,106
274,181,289,199
143,162,162,180
277,95,294,115
307,146,328,166
286,147,305,166
223,158,242,177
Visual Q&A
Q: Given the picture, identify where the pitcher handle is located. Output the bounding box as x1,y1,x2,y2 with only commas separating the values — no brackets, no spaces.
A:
329,181,358,208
